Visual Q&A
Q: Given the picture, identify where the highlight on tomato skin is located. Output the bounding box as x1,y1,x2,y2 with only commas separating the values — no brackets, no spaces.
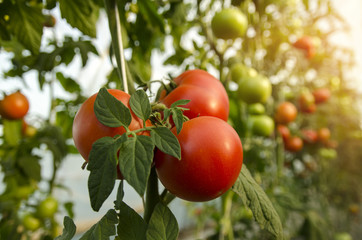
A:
154,116,243,202
161,69,230,121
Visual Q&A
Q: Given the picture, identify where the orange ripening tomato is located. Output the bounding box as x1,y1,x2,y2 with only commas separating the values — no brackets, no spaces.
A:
275,101,297,124
0,91,29,120
72,89,150,162
312,88,331,104
161,69,229,121
285,136,303,152
155,116,243,202
293,36,316,59
317,127,331,143
299,90,316,114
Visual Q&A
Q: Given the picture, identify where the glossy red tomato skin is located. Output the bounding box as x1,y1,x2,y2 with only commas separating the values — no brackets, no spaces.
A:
72,89,148,162
0,91,29,120
162,70,229,121
155,116,243,202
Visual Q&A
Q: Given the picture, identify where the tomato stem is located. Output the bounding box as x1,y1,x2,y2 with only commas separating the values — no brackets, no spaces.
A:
219,190,235,240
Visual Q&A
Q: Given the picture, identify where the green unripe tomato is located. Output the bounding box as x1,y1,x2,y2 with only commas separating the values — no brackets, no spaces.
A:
249,115,275,137
23,214,41,231
334,233,352,240
230,63,258,83
37,196,58,218
248,103,266,115
238,74,272,104
211,8,248,40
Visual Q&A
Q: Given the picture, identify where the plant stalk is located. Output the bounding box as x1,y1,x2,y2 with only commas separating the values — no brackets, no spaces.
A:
143,167,160,223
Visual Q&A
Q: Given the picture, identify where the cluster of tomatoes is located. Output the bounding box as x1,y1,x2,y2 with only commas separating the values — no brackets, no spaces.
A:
0,90,36,137
276,87,333,152
73,69,244,202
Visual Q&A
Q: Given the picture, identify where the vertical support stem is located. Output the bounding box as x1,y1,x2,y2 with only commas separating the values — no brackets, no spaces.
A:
114,3,128,94
219,190,235,240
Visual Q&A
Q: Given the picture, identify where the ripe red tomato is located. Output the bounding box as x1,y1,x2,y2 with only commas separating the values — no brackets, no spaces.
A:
312,88,331,104
161,69,229,121
317,127,331,143
275,102,297,124
301,129,318,144
0,91,29,120
277,124,290,141
211,8,248,40
293,36,316,59
285,136,303,152
155,116,243,202
72,89,149,162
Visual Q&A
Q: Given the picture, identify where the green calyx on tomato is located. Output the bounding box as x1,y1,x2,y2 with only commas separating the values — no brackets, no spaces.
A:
155,116,243,202
249,115,275,137
161,69,229,121
37,196,58,218
211,8,248,40
0,91,29,120
238,74,272,104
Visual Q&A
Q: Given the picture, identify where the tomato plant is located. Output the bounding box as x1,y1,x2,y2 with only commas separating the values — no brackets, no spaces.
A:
277,124,291,141
72,89,149,162
238,74,272,104
155,116,243,202
301,129,318,144
161,69,229,121
285,136,303,152
22,214,41,231
293,35,316,59
275,101,297,124
317,127,331,143
0,91,29,120
211,8,248,40
249,115,275,137
37,196,59,218
313,88,331,104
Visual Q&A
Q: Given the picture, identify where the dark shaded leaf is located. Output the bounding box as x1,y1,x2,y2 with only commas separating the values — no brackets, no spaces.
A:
150,127,180,159
117,201,147,240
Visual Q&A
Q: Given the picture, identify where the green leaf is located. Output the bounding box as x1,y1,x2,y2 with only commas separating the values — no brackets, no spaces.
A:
7,2,44,54
117,201,147,240
80,209,118,240
87,137,118,212
146,203,179,240
232,165,283,239
59,0,99,37
63,202,75,219
94,88,132,128
56,72,81,93
55,216,76,240
3,119,22,146
150,127,180,159
171,109,184,134
138,0,165,33
114,181,124,211
130,90,151,121
17,156,41,181
170,99,190,108
118,135,155,196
